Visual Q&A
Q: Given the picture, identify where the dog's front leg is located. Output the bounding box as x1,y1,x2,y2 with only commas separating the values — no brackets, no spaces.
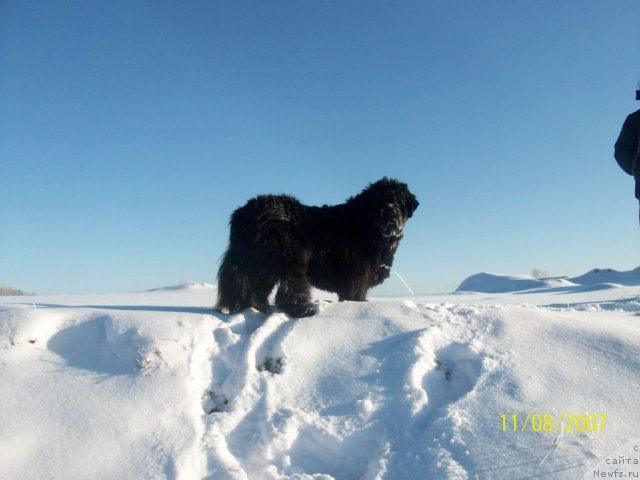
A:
337,284,368,302
275,264,315,317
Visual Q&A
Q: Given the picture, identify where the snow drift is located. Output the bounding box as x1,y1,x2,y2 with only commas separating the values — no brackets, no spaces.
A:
456,266,640,294
1,273,639,479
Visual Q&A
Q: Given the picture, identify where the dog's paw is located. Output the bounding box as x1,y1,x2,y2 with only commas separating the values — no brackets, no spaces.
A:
283,303,316,318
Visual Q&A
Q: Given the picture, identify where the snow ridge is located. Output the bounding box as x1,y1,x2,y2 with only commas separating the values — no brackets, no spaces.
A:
1,280,640,479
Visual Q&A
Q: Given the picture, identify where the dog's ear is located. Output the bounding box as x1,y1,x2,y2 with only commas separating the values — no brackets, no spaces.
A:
405,193,419,218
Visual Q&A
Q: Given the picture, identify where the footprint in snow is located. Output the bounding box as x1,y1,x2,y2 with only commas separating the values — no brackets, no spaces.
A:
256,356,284,374
202,391,230,414
423,342,483,410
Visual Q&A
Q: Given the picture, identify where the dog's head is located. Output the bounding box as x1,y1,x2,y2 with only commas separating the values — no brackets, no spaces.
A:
360,177,419,239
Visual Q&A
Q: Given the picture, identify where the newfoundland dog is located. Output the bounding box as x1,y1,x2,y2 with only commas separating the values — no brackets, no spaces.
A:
216,177,419,317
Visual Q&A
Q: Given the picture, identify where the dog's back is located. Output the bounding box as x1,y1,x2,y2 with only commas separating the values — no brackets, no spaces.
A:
228,194,303,247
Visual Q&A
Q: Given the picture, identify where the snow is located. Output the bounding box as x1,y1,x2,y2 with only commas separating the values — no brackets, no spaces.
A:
456,266,640,294
1,272,639,480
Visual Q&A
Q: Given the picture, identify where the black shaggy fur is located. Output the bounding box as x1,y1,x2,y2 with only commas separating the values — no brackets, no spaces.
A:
216,177,419,318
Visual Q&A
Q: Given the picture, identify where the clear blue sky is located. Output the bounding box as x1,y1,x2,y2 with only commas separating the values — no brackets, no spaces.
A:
1,1,639,295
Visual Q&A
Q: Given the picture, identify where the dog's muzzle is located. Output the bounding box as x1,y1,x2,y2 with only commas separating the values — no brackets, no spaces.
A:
380,203,405,238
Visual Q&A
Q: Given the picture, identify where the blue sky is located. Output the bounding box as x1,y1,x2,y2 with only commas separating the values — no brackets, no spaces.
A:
1,1,639,295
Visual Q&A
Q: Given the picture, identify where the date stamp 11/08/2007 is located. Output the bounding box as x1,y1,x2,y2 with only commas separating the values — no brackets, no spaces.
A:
500,413,608,433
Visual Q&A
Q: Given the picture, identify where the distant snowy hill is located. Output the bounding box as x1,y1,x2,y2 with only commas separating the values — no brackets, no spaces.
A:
456,266,640,294
1,274,639,479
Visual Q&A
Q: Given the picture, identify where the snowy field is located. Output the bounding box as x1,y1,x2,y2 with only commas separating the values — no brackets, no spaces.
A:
1,268,640,480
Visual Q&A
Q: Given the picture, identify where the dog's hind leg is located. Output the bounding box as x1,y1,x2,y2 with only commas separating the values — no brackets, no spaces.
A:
215,247,252,314
275,264,315,318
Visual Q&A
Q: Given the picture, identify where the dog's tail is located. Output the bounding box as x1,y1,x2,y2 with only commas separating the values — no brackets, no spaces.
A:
215,247,251,314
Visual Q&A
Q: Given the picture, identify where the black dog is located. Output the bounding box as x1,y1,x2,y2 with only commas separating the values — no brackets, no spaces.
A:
216,177,418,317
